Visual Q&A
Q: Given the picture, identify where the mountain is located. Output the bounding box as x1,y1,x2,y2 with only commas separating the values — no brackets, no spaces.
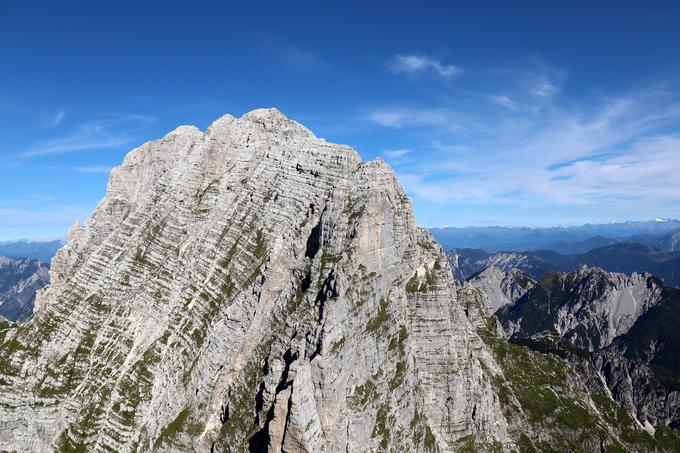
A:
599,288,680,429
656,229,680,251
475,267,680,432
430,221,680,253
0,239,63,261
0,109,504,451
448,243,680,287
638,228,680,252
466,267,536,313
497,268,663,351
540,235,620,255
0,257,49,322
447,248,569,281
0,109,675,452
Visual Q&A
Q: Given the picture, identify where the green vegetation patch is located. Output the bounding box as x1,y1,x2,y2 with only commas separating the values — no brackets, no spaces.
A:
348,379,378,409
366,298,391,333
372,403,393,450
153,406,204,449
388,361,406,391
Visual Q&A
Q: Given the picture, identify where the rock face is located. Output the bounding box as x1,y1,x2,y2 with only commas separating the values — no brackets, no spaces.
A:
466,267,535,314
596,287,680,430
0,109,511,452
446,249,567,282
497,268,662,351
0,257,50,322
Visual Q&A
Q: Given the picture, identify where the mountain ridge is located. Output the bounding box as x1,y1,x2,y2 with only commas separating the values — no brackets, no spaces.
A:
0,257,50,322
448,243,680,287
431,222,680,253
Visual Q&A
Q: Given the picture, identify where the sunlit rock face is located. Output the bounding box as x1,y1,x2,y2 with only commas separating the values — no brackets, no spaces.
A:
0,109,513,452
467,267,536,314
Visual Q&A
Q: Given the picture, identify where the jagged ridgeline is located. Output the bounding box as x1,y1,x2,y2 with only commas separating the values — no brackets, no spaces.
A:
0,109,677,452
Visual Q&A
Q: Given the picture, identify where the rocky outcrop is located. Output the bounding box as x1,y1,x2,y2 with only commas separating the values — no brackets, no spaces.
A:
0,257,49,322
596,286,680,430
467,267,535,314
446,249,567,282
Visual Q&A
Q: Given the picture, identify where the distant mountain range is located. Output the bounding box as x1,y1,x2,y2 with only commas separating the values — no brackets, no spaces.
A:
0,239,63,261
448,242,680,287
0,240,58,322
430,219,680,253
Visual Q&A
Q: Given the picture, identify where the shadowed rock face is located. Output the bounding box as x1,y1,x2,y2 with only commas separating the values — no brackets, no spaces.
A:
0,109,510,452
0,257,50,322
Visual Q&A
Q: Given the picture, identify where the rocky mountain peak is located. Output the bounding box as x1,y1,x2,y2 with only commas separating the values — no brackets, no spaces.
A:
497,267,663,351
0,109,510,452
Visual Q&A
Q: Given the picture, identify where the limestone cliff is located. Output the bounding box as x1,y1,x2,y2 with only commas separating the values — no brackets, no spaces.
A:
0,109,509,452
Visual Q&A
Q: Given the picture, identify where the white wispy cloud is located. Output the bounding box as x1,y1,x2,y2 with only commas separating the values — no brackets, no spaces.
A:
383,149,412,159
16,113,155,159
368,108,449,128
380,83,680,217
529,75,560,98
488,95,519,111
392,54,460,79
70,165,113,174
46,109,66,127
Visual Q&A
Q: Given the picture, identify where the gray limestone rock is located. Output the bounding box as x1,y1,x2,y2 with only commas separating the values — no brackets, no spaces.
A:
467,267,536,314
0,109,510,452
496,267,662,351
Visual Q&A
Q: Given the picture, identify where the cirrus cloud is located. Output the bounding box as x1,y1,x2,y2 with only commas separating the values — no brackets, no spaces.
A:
391,54,460,79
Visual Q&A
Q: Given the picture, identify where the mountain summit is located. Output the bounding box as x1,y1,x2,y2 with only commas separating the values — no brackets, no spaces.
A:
0,110,675,452
0,109,507,451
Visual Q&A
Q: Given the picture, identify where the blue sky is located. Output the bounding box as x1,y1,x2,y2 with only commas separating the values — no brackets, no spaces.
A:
1,0,680,239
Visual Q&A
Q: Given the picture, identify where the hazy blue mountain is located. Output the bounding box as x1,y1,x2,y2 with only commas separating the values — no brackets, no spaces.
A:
539,235,620,254
0,239,63,262
0,257,50,322
632,228,680,252
430,219,680,253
